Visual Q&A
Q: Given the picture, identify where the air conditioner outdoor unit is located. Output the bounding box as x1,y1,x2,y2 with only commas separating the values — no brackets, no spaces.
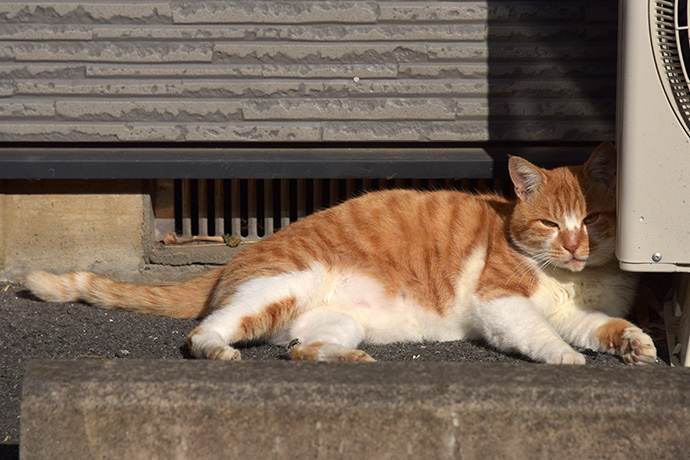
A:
617,0,690,365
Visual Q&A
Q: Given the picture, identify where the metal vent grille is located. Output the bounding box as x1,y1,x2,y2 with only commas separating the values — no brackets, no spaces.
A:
155,178,507,242
653,0,690,132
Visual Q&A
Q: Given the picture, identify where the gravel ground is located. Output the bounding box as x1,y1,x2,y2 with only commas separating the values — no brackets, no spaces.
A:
0,275,671,458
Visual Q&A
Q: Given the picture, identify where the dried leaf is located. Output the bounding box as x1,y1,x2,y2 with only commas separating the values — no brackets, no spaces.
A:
223,234,242,247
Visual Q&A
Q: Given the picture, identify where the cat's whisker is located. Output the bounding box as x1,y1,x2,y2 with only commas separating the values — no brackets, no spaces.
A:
511,255,546,291
504,258,535,287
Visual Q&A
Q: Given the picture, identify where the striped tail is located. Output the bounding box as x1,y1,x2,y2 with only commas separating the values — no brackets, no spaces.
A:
24,268,224,319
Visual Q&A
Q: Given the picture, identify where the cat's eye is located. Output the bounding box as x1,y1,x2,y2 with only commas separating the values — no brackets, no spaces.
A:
540,220,559,228
583,214,599,225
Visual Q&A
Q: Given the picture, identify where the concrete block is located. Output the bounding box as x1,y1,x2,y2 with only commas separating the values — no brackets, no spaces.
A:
379,3,584,22
55,100,243,122
20,360,690,460
261,63,398,79
0,123,183,142
0,82,14,97
244,99,457,121
489,79,615,98
427,43,615,61
213,43,428,64
0,24,93,41
83,63,397,80
176,81,322,98
0,63,85,79
0,45,14,60
0,101,55,118
323,120,489,142
0,2,172,24
248,24,487,42
172,1,378,24
149,245,238,266
399,62,615,79
91,25,245,40
182,123,322,142
405,99,613,119
322,80,489,97
0,122,323,142
85,63,264,78
0,180,149,281
398,63,490,79
378,3,491,22
12,42,213,62
322,121,490,142
481,120,614,142
17,80,322,98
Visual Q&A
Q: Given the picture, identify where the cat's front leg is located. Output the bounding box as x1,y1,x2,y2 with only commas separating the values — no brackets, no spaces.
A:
549,310,657,365
477,296,586,365
289,341,375,362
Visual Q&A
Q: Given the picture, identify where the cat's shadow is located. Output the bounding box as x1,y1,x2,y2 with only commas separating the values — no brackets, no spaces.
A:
17,288,42,301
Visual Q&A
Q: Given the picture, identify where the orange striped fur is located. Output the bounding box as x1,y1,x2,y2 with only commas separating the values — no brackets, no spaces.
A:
24,142,657,365
238,297,297,341
26,268,222,318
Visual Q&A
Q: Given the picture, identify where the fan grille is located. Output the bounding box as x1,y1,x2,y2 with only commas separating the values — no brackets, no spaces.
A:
653,0,690,132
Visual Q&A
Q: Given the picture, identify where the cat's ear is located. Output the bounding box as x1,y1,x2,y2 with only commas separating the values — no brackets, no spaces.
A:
508,156,544,202
584,141,617,188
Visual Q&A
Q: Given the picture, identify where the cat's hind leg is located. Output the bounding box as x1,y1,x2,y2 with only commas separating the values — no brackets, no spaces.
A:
187,269,319,360
283,309,375,362
187,265,375,362
187,326,241,360
188,294,298,360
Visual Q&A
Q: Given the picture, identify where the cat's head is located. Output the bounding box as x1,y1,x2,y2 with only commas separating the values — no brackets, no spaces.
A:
508,142,617,272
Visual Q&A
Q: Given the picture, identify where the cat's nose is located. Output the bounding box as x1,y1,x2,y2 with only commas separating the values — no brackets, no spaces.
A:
563,233,581,254
564,242,580,255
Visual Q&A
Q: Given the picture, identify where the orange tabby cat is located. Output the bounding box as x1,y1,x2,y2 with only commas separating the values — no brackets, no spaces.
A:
25,142,657,365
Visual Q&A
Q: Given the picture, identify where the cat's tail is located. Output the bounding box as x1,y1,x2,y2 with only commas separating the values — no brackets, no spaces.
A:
24,268,224,319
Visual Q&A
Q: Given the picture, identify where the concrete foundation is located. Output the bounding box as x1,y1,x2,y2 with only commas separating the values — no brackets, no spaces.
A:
0,179,151,282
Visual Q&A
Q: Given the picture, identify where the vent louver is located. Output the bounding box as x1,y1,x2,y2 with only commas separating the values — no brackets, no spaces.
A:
653,0,690,133
157,178,506,242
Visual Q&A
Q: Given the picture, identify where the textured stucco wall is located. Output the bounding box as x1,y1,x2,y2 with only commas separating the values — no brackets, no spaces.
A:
0,1,618,143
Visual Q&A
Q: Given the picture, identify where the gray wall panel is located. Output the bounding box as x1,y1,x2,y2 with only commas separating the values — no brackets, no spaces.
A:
0,1,618,143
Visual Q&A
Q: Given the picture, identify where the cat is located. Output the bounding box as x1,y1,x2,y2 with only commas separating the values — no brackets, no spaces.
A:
25,142,657,365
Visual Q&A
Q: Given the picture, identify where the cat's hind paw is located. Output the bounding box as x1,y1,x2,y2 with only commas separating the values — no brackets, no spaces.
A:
208,346,242,361
620,327,657,365
187,326,242,360
548,349,586,365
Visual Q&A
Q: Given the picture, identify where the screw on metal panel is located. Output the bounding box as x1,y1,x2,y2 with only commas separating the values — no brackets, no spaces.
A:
652,253,662,262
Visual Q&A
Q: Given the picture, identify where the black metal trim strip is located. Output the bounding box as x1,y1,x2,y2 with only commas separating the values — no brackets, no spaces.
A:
0,146,592,179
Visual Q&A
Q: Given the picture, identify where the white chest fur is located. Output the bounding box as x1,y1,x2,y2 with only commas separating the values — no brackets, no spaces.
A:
531,263,638,320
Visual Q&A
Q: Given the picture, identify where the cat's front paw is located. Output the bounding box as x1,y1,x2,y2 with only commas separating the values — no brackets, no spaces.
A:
290,342,376,362
620,327,657,365
338,349,376,362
